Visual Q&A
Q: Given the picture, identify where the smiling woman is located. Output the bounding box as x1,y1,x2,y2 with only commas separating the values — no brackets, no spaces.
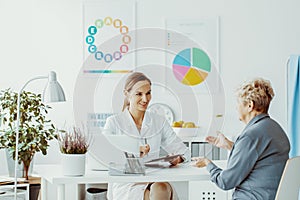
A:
103,71,190,200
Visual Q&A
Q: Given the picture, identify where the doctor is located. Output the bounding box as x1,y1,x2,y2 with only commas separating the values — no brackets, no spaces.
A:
104,72,190,200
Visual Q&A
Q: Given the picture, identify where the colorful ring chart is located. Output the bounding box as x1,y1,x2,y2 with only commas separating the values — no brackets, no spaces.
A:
172,48,211,86
85,17,131,63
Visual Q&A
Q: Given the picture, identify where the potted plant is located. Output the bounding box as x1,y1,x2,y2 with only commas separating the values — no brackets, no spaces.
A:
0,88,57,180
57,126,89,176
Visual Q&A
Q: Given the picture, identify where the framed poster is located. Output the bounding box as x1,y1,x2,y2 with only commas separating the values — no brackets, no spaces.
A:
83,1,136,78
80,1,136,130
165,17,220,94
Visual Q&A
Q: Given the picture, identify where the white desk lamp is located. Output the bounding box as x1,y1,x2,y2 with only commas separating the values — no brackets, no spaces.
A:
14,71,66,200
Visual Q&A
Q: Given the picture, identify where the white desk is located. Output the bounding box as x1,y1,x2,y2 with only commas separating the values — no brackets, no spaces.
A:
35,160,227,200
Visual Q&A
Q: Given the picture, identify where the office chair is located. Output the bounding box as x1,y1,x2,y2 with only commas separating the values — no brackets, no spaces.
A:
275,156,300,200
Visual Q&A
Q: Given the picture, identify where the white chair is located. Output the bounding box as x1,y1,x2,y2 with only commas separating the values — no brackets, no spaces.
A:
275,156,300,200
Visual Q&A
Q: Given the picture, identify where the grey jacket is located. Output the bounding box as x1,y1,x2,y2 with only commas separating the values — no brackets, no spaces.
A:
207,113,290,200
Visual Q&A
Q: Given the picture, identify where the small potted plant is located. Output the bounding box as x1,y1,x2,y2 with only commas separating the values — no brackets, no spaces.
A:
58,126,89,176
0,88,57,180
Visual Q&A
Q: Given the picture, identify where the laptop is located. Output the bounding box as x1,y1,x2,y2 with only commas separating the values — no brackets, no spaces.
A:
87,133,139,171
104,134,140,153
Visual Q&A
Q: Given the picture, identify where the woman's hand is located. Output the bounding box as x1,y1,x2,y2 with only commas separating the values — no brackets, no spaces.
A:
205,131,234,150
169,155,184,166
192,157,211,168
139,144,150,157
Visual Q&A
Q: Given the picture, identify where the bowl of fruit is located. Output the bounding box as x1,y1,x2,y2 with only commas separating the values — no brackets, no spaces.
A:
172,121,201,137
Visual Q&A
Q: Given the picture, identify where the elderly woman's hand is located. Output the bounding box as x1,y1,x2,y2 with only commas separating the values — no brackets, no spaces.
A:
205,131,234,151
192,157,212,168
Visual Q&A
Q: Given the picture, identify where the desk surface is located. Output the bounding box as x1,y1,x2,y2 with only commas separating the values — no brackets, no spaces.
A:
0,176,41,186
34,160,226,185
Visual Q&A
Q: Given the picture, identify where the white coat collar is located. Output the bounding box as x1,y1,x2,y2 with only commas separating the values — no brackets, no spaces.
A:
123,109,152,137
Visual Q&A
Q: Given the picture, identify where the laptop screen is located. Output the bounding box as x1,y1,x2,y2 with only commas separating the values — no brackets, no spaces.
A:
87,133,140,170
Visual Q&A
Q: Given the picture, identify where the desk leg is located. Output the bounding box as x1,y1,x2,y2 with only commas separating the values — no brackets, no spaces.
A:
78,184,86,200
41,178,47,200
57,184,65,200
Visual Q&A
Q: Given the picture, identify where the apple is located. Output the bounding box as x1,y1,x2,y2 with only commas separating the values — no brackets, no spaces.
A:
172,121,181,127
182,122,196,128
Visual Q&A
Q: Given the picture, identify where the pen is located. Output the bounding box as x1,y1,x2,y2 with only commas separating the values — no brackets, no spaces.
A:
140,138,149,158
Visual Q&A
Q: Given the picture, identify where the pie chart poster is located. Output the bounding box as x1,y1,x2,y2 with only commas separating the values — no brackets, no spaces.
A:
165,17,220,94
167,47,220,94
83,1,136,75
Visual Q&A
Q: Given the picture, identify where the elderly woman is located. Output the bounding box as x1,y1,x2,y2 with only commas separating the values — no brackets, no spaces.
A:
193,78,290,200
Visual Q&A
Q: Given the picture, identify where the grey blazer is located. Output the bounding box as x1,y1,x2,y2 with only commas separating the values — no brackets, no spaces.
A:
207,113,290,200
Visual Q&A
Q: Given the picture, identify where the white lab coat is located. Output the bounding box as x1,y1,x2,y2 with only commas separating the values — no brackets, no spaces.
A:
103,109,190,200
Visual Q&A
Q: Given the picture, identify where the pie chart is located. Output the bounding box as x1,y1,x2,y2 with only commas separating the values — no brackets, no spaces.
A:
172,48,211,86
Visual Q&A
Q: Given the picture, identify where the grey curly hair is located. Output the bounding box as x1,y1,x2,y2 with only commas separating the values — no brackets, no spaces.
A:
236,78,275,113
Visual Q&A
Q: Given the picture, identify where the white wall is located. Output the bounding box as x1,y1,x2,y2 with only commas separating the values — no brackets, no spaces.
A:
135,0,300,135
0,0,83,175
1,0,300,198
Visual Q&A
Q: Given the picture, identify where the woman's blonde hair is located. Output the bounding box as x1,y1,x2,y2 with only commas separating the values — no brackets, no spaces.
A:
236,78,275,113
122,72,152,111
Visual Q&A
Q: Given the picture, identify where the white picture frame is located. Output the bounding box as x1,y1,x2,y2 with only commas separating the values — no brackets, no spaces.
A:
164,16,220,94
82,1,137,78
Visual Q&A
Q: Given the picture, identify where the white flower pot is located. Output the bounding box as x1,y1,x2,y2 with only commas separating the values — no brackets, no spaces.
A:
61,153,86,176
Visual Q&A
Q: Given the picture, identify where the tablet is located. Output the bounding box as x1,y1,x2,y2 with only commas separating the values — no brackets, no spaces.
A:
144,154,183,168
145,154,183,163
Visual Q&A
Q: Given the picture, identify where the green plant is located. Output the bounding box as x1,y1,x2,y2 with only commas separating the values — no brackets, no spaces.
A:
0,88,57,179
58,126,89,154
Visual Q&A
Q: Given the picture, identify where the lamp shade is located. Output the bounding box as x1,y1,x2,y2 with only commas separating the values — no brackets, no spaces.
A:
43,71,66,103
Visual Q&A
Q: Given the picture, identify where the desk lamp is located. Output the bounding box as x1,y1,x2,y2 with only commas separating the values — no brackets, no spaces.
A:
14,71,66,200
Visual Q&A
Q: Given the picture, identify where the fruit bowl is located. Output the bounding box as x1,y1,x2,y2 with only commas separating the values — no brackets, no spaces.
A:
172,127,202,137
